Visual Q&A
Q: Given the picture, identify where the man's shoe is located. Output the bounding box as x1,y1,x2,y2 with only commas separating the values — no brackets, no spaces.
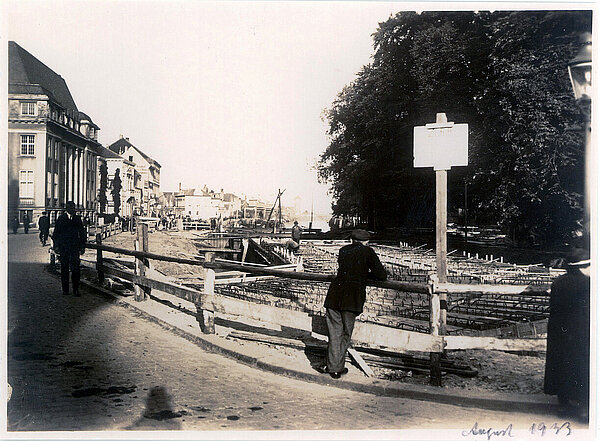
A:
329,368,348,379
315,365,329,374
62,291,69,295
73,290,81,297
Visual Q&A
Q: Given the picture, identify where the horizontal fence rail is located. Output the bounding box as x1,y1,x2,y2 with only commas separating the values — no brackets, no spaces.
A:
80,237,551,386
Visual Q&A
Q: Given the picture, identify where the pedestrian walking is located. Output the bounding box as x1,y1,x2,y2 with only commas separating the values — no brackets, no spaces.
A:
22,214,30,234
11,216,19,234
291,221,302,248
38,211,50,246
544,247,590,422
317,229,387,378
52,201,86,296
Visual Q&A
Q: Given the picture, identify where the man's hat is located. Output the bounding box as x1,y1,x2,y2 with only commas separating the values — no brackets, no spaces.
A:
567,247,591,267
66,201,75,209
351,229,371,241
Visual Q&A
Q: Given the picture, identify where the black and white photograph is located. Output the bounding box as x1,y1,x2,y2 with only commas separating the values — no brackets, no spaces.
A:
1,1,596,439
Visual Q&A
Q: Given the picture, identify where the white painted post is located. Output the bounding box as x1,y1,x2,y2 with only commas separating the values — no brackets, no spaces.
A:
241,238,249,263
200,268,216,334
134,240,144,302
428,275,442,386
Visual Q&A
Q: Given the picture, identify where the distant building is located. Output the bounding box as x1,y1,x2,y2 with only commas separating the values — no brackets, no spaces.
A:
96,145,140,217
221,193,242,219
107,136,161,215
8,41,101,225
242,198,268,219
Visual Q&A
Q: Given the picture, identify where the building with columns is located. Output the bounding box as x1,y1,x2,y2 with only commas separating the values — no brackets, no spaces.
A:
8,41,101,226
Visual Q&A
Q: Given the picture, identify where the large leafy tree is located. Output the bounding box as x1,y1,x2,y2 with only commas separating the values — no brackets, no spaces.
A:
318,10,590,246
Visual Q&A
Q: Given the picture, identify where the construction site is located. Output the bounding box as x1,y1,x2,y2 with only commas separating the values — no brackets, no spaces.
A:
84,227,559,392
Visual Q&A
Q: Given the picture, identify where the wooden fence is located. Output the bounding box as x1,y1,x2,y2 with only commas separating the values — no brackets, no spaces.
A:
79,226,549,386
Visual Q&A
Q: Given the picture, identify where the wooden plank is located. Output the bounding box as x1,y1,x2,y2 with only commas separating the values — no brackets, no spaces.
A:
437,282,550,296
444,335,546,351
87,242,430,293
100,265,204,304
347,347,374,377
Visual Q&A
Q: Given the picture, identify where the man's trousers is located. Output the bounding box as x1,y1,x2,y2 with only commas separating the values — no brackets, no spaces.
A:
325,308,357,373
59,250,81,294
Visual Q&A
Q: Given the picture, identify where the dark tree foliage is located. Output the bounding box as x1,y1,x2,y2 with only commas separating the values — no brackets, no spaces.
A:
318,10,591,246
112,168,122,215
98,162,108,214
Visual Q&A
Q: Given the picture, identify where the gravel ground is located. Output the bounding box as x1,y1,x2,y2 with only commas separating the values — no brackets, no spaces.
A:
373,350,545,394
100,230,547,394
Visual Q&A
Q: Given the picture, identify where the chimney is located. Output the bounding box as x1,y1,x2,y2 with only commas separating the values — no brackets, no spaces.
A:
179,182,181,192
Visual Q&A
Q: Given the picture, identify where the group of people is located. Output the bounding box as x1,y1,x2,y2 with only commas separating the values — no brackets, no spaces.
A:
10,214,30,234
16,202,86,296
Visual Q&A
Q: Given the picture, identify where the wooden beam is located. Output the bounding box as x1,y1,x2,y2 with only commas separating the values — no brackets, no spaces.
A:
86,242,430,293
444,335,546,351
348,347,374,377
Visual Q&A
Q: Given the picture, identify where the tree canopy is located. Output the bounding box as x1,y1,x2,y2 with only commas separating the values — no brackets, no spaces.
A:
318,10,591,246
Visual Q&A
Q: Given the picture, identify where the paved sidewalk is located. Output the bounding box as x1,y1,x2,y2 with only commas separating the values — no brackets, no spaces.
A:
5,231,591,437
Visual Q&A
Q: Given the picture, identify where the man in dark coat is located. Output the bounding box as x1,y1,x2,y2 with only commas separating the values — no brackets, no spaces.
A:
318,229,387,378
23,214,30,234
38,211,50,246
53,201,86,296
291,221,302,245
11,216,19,234
544,248,590,422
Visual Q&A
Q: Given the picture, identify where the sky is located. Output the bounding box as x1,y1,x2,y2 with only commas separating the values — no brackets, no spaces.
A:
3,0,418,215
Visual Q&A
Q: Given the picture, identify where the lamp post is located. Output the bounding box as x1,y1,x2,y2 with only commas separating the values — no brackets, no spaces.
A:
568,32,592,248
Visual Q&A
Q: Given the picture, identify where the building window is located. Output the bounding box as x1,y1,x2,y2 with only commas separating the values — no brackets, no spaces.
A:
19,170,34,198
20,135,35,156
21,102,36,116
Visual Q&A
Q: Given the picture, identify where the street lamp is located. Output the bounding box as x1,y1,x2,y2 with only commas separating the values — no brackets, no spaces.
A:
568,33,593,105
568,32,592,248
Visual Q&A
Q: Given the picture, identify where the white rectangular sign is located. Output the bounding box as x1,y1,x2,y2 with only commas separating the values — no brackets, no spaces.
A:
414,123,469,170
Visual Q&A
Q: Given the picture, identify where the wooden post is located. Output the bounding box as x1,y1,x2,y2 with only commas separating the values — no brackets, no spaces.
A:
137,223,150,299
96,233,104,285
241,238,249,263
428,277,442,386
199,265,216,334
138,224,151,300
436,168,448,336
134,239,144,301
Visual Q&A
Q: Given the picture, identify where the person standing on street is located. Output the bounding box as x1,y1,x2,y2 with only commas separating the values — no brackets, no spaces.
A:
52,201,86,296
22,214,30,234
544,247,591,422
38,211,50,246
318,229,387,378
11,216,19,234
291,221,302,247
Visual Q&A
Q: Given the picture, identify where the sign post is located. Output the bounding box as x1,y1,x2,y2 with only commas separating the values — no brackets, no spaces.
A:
414,113,468,385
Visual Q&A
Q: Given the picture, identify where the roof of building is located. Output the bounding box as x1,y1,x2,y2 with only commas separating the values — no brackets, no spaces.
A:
78,111,100,129
97,145,122,159
96,145,137,164
175,189,196,197
8,41,79,113
107,137,161,168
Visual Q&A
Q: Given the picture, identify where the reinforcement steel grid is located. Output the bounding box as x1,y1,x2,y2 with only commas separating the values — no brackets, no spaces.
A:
216,240,557,335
